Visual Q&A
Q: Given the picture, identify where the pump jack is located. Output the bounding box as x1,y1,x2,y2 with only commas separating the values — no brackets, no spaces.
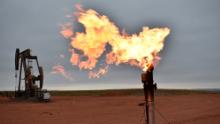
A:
15,48,50,101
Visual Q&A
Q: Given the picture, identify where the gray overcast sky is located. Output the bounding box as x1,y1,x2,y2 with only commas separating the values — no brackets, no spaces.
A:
0,0,220,90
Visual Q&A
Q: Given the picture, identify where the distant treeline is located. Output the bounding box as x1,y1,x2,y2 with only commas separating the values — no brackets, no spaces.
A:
0,89,215,97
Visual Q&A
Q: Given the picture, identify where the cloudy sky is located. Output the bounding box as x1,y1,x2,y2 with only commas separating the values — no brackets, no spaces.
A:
0,0,220,90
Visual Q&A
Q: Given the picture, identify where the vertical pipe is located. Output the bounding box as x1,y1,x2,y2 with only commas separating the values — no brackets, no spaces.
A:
142,65,156,124
148,83,155,124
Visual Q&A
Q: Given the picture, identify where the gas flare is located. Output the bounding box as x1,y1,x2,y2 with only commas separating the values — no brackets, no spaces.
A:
60,5,170,78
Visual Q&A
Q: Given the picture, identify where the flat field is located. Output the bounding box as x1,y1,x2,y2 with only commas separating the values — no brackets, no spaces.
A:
0,89,220,124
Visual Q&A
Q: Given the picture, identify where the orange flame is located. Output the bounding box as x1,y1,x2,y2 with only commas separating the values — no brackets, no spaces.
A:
60,5,170,78
51,64,73,80
89,65,109,78
60,23,73,39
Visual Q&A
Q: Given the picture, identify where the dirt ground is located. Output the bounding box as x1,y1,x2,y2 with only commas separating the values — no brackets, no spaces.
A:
0,93,220,124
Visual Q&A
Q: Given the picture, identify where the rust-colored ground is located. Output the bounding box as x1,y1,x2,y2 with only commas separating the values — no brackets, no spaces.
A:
0,93,220,124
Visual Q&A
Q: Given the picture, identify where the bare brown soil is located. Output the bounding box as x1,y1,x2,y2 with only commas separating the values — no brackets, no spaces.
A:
0,93,220,124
